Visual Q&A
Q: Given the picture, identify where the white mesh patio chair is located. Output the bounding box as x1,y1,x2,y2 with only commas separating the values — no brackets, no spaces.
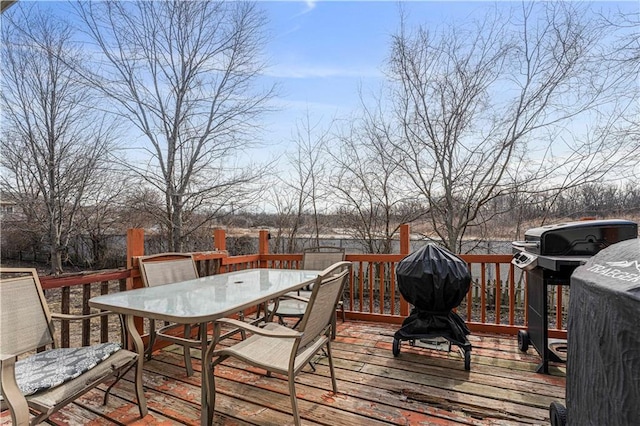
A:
267,246,346,339
211,261,352,426
0,268,147,426
138,253,203,377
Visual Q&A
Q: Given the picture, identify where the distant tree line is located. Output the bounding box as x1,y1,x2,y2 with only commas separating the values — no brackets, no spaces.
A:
1,181,638,269
1,1,638,272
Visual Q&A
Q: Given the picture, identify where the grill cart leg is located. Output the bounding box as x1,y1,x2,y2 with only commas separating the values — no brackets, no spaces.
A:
464,348,471,371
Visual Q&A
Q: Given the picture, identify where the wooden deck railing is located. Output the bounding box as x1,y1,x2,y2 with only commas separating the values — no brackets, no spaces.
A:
33,225,569,350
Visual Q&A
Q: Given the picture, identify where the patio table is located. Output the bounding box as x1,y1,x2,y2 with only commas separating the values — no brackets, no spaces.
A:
89,268,320,426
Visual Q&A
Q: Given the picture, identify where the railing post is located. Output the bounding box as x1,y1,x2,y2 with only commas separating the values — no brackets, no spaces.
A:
258,230,270,268
399,223,410,316
400,223,410,255
127,228,145,289
213,228,226,251
126,228,145,348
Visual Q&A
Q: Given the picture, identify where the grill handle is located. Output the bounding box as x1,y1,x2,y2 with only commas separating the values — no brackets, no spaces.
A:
512,240,539,250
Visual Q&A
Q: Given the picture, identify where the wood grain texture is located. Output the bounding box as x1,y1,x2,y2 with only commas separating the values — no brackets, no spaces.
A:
1,320,565,425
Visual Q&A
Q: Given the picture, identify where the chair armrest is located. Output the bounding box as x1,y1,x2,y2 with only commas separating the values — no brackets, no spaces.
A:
216,318,302,338
278,294,309,303
50,311,127,348
51,311,115,321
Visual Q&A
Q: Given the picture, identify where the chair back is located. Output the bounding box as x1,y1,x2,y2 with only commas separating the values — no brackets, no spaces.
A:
302,246,346,271
297,261,351,350
301,247,346,291
138,253,198,287
0,268,55,361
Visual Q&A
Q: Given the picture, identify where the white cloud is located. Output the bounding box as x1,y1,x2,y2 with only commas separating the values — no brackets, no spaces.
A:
305,1,317,10
293,0,317,18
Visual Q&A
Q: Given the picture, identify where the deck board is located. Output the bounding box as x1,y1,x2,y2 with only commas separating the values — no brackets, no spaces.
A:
0,321,565,425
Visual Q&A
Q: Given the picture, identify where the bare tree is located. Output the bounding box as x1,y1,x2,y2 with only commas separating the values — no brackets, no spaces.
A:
1,6,117,274
267,184,302,254
387,2,639,252
74,0,274,251
269,111,331,252
74,174,133,269
604,8,640,75
331,97,426,253
606,9,640,183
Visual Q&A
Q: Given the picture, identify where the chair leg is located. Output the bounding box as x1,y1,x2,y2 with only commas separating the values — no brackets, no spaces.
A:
288,372,301,426
331,314,337,340
102,362,136,405
237,311,247,340
183,324,194,377
207,356,217,426
326,340,338,393
256,302,262,319
146,319,156,361
331,302,344,341
292,317,303,329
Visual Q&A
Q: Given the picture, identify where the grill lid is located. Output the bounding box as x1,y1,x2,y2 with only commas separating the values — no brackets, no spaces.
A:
516,219,637,256
396,243,471,310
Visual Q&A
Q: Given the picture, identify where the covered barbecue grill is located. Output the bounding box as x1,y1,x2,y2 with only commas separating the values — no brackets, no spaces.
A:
512,219,638,373
392,244,472,370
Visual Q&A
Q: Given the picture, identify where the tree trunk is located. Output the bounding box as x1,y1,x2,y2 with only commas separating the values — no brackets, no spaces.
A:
172,197,183,252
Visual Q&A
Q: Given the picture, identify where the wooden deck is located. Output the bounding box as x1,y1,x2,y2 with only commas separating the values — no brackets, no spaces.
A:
3,321,566,425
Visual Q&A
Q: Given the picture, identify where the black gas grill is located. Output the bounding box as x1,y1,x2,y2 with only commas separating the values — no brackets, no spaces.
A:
512,219,638,373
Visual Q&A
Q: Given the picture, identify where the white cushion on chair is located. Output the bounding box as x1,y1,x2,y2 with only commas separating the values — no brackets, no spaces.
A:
1,342,121,398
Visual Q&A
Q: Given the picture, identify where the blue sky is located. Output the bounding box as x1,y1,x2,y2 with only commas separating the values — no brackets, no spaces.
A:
258,1,491,160
255,0,638,166
12,0,637,168
14,0,492,164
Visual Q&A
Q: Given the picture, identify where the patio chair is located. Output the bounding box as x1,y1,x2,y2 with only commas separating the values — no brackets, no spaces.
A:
211,261,352,426
138,253,203,377
0,268,147,426
267,246,346,338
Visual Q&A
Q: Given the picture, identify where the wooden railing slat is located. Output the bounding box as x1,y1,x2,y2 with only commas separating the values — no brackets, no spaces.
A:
495,263,501,325
61,286,70,348
100,281,109,343
82,283,91,346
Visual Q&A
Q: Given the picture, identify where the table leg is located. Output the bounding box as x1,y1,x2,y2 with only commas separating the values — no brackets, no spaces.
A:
201,321,219,426
125,314,148,417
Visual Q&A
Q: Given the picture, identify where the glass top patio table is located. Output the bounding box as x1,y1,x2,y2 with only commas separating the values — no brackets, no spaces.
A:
90,268,320,323
89,268,320,426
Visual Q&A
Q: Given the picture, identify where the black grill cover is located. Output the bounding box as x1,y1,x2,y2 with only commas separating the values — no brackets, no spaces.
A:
395,244,471,343
566,238,640,424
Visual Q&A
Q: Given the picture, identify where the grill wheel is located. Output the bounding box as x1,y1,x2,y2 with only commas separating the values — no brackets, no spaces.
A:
392,338,400,357
549,401,567,426
517,330,530,352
